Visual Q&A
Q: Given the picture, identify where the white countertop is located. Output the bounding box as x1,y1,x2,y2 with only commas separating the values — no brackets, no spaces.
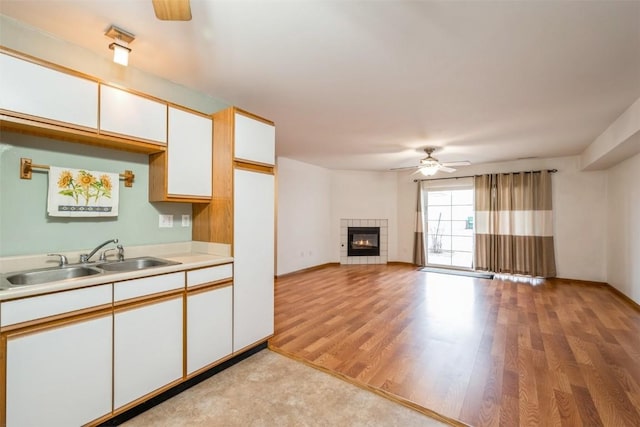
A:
0,241,232,301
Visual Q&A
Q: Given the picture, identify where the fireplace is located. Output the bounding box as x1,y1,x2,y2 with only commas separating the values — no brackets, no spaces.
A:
348,227,380,256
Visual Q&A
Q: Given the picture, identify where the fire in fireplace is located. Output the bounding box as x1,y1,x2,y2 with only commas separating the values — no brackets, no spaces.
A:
348,227,380,256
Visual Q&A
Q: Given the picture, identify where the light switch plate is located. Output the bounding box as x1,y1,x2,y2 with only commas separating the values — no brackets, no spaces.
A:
159,214,173,228
182,214,191,227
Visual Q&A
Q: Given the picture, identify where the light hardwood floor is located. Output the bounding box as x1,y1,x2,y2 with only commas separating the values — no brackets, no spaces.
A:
269,264,640,427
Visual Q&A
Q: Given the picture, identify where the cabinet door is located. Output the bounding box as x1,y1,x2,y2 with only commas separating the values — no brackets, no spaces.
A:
233,169,275,351
187,285,232,374
0,53,98,129
234,112,275,165
100,84,167,144
114,296,183,409
5,315,112,427
167,107,212,197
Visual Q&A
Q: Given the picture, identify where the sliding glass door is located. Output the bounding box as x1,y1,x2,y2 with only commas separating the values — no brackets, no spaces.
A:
422,178,474,269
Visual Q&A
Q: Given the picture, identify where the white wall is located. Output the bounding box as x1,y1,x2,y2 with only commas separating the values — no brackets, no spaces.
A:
276,157,332,275
606,152,640,304
329,170,398,262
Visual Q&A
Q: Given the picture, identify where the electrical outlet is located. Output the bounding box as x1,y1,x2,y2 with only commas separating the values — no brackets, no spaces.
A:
182,214,191,227
159,214,173,228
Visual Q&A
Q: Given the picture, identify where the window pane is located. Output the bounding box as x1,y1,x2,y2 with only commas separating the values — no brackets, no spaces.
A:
452,252,473,268
427,191,451,206
423,186,474,269
452,190,474,205
427,206,451,221
427,220,451,236
452,236,473,252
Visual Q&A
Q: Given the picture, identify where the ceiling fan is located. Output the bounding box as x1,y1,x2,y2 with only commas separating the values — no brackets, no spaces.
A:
152,0,192,21
393,148,471,176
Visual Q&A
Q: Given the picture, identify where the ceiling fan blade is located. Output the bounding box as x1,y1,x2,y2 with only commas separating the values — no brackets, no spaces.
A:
152,0,192,21
389,165,419,171
439,166,456,173
441,160,471,167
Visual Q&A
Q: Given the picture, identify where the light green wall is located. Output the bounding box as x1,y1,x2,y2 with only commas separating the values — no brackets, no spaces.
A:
0,15,230,256
0,133,192,256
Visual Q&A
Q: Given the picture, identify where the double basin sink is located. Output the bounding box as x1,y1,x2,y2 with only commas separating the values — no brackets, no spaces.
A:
2,257,181,288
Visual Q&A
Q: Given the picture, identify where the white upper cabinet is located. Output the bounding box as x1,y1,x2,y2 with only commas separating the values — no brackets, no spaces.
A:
100,84,167,144
167,107,212,197
0,53,98,130
234,112,275,165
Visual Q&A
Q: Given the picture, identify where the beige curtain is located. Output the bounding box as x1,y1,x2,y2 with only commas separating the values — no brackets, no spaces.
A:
413,182,425,266
474,171,556,277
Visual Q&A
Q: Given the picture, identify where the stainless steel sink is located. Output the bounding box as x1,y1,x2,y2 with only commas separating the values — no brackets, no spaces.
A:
5,265,103,286
96,256,180,272
0,256,180,289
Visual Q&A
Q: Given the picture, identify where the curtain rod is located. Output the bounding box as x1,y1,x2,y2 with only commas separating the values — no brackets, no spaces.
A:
413,169,557,182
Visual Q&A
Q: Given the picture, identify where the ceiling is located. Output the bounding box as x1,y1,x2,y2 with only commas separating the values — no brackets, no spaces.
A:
1,1,639,171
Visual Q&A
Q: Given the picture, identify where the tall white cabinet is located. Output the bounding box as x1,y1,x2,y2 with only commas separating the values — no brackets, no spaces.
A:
233,169,275,351
193,107,276,353
232,110,276,352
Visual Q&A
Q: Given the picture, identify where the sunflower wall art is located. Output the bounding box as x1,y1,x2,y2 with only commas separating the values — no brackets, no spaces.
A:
47,167,120,217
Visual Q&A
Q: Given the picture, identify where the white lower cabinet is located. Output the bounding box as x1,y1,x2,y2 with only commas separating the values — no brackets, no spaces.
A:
1,263,238,424
187,285,233,374
5,314,112,427
114,296,183,409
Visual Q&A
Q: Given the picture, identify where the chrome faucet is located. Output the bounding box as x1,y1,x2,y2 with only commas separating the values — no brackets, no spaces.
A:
116,244,125,261
47,253,69,267
80,238,118,263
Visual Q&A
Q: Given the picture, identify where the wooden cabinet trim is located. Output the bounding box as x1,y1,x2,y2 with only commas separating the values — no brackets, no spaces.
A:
113,289,184,311
1,46,99,83
232,337,272,357
1,114,166,154
186,281,232,295
0,333,6,427
234,161,274,174
192,107,234,243
112,377,184,416
99,82,169,107
1,307,112,338
167,102,211,119
186,263,233,287
97,129,167,146
0,109,97,134
113,271,184,302
234,107,275,126
184,351,236,380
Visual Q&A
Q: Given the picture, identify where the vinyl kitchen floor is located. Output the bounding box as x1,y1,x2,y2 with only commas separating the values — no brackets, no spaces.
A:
121,349,449,426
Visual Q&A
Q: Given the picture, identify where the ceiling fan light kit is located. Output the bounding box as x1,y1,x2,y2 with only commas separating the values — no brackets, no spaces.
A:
419,165,440,176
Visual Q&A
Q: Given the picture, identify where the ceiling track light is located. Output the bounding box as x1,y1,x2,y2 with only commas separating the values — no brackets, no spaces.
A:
105,25,135,66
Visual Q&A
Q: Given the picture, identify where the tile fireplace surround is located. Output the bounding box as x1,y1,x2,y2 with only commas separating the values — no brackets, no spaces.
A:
340,219,388,265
